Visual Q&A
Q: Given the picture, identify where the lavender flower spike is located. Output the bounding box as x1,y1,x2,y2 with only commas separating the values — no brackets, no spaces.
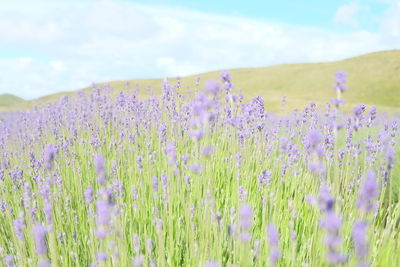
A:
94,154,106,184
267,224,281,267
357,169,378,213
43,145,56,170
352,221,369,267
33,223,48,255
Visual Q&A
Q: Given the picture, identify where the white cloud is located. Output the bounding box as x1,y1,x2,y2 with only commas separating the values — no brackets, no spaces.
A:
0,1,398,99
380,1,400,37
333,2,363,26
50,61,66,72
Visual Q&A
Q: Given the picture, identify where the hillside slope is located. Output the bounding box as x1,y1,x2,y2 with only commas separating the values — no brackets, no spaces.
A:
0,94,25,108
3,50,400,112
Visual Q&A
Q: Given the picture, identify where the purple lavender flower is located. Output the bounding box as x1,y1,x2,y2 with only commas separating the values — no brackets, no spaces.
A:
267,224,279,248
84,186,94,204
39,260,50,267
189,164,204,174
305,129,321,153
133,233,140,253
94,154,106,184
239,204,253,230
33,223,48,255
203,261,221,267
96,252,108,262
308,162,326,175
96,200,111,226
94,199,112,239
385,145,395,170
319,212,347,264
331,98,345,108
236,152,242,168
258,170,272,187
220,70,231,83
201,146,215,156
164,142,177,165
357,169,378,212
366,106,376,127
13,216,24,241
353,104,366,120
333,71,347,92
42,200,52,224
158,123,167,143
146,238,153,253
195,76,201,86
317,186,348,265
152,176,159,193
352,221,368,265
189,129,205,141
132,185,138,201
204,80,221,96
4,255,14,267
267,224,281,267
182,154,190,165
43,145,56,170
318,185,335,212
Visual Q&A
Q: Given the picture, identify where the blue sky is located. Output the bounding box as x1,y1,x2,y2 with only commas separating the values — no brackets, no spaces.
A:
0,0,399,99
133,0,387,30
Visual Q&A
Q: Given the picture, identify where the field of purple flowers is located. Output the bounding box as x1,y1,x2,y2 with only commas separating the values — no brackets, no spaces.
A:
0,72,399,266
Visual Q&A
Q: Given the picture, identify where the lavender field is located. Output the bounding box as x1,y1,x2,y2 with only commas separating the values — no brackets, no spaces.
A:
0,72,399,267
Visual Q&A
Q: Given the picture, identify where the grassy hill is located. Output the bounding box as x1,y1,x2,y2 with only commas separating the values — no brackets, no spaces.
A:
0,94,25,108
2,50,400,113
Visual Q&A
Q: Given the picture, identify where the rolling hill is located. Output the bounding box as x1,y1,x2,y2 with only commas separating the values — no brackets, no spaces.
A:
0,94,25,108
1,50,400,113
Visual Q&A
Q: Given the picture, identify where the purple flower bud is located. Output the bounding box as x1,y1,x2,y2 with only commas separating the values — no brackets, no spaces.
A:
239,204,253,229
305,129,321,153
39,260,50,267
204,80,221,96
42,200,52,224
43,145,56,170
96,200,111,226
84,186,94,204
318,185,335,212
13,217,24,241
333,71,347,92
96,252,108,262
94,154,106,184
132,185,138,201
152,176,159,193
146,238,153,253
201,146,215,156
133,233,140,253
189,129,205,141
267,224,280,248
4,254,14,267
357,169,378,213
182,154,190,165
133,255,144,267
220,70,231,83
352,221,368,261
164,142,177,165
353,104,366,120
189,164,204,174
203,261,221,267
267,224,281,267
258,170,272,187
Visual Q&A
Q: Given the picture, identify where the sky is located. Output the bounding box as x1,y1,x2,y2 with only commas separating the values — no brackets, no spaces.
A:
0,0,399,99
